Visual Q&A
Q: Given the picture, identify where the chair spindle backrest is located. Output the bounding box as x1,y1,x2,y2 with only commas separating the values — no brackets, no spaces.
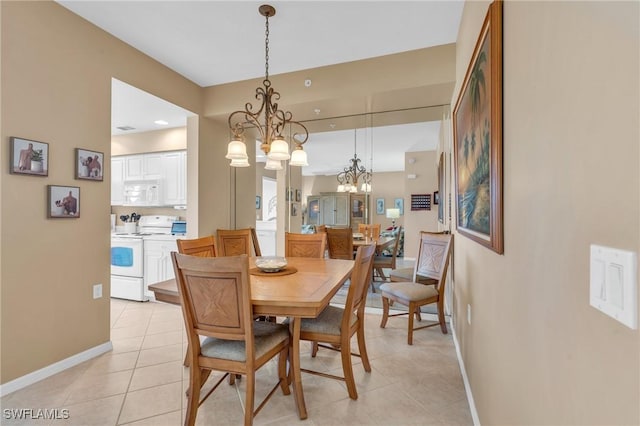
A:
358,223,381,238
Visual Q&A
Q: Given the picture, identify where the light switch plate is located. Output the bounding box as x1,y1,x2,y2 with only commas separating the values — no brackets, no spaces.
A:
590,245,637,329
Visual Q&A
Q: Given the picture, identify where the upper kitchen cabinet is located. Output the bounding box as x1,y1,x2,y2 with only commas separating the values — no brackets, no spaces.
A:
111,150,187,207
124,153,163,181
111,157,125,205
163,150,187,206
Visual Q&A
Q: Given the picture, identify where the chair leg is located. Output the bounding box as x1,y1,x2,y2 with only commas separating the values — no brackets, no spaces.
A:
185,365,202,426
407,302,415,345
380,296,390,328
438,303,448,334
244,373,255,426
341,339,357,400
278,346,290,395
375,267,387,281
311,341,319,357
415,307,422,322
356,322,371,373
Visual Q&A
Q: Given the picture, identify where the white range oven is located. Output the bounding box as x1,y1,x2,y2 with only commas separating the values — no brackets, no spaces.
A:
110,215,180,301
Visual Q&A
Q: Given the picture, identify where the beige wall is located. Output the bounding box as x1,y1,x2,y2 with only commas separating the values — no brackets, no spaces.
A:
112,127,187,156
403,151,438,259
0,1,208,383
452,1,639,424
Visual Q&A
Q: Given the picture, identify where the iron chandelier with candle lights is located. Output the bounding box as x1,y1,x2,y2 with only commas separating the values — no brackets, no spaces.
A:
225,4,309,169
336,130,372,193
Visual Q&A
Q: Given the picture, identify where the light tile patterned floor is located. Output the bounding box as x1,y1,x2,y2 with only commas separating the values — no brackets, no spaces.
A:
1,296,472,425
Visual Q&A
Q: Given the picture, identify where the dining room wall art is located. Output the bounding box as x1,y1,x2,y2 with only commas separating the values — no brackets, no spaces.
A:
9,136,49,177
75,148,104,181
453,0,503,254
376,198,385,215
394,198,404,215
48,185,80,218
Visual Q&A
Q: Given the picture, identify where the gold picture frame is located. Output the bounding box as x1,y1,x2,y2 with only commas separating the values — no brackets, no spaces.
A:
453,0,503,254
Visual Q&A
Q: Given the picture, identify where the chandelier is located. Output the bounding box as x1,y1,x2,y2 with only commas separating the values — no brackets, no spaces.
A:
225,4,309,169
336,130,372,193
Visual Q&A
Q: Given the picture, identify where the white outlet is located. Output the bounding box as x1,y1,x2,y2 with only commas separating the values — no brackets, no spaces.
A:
467,304,471,325
93,284,103,299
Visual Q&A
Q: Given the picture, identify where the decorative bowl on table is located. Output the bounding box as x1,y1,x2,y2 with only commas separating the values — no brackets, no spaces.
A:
255,256,288,273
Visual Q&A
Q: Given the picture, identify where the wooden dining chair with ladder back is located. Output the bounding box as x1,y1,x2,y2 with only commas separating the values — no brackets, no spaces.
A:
217,228,262,257
371,226,402,291
379,232,453,345
289,243,376,400
172,253,292,426
176,235,217,257
326,227,354,260
285,232,327,258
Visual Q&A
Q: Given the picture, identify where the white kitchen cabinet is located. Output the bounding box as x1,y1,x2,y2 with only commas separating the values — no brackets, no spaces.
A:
112,150,187,206
124,153,163,181
111,157,125,205
163,150,187,206
143,237,178,299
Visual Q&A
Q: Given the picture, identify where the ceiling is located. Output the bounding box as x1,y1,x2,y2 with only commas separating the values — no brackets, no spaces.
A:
58,1,463,175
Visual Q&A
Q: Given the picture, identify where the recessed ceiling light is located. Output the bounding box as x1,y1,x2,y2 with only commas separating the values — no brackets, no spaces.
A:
154,120,169,125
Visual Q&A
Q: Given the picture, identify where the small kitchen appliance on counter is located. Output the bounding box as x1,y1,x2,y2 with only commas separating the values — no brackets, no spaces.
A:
110,215,179,301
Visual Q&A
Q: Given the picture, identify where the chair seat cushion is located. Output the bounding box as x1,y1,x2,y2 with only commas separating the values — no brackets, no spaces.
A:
380,281,439,302
292,305,356,336
389,268,438,285
200,321,289,362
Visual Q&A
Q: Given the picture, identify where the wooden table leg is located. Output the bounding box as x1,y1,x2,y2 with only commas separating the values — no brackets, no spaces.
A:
289,317,308,419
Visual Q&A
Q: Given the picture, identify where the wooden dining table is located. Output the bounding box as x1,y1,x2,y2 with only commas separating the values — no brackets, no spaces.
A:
353,235,394,252
148,256,354,420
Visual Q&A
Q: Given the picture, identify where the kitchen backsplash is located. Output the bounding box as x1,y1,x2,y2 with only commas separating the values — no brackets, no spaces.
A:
111,205,186,225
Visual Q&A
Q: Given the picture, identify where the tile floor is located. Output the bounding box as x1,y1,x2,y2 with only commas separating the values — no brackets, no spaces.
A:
1,297,472,425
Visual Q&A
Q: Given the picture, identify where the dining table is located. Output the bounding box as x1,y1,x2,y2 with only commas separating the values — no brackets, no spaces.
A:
148,256,355,420
353,235,394,252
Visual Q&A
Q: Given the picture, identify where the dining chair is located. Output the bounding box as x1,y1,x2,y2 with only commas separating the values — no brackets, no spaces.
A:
325,227,354,260
285,232,327,258
358,223,381,239
293,243,376,400
371,226,403,289
217,228,262,257
379,232,454,345
389,230,445,285
314,224,326,234
176,235,217,257
171,253,291,426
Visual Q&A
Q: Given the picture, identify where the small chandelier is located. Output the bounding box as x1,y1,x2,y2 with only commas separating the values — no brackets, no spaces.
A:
337,130,372,193
226,4,309,168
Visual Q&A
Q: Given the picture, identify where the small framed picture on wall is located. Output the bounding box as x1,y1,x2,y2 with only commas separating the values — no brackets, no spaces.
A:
48,185,80,218
75,148,104,181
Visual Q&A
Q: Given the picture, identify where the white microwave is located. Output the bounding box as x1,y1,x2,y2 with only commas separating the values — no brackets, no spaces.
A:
123,180,162,206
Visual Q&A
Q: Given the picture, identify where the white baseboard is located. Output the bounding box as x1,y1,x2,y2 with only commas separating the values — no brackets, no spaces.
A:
0,341,113,397
451,317,481,425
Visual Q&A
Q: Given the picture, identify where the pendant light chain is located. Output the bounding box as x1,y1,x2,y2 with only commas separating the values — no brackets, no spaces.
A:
264,14,270,82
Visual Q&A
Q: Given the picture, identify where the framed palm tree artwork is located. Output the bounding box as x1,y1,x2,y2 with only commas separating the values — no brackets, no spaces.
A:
453,0,503,254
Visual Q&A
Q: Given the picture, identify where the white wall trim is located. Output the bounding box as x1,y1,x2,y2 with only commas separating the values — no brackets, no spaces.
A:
0,341,113,397
451,317,481,426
